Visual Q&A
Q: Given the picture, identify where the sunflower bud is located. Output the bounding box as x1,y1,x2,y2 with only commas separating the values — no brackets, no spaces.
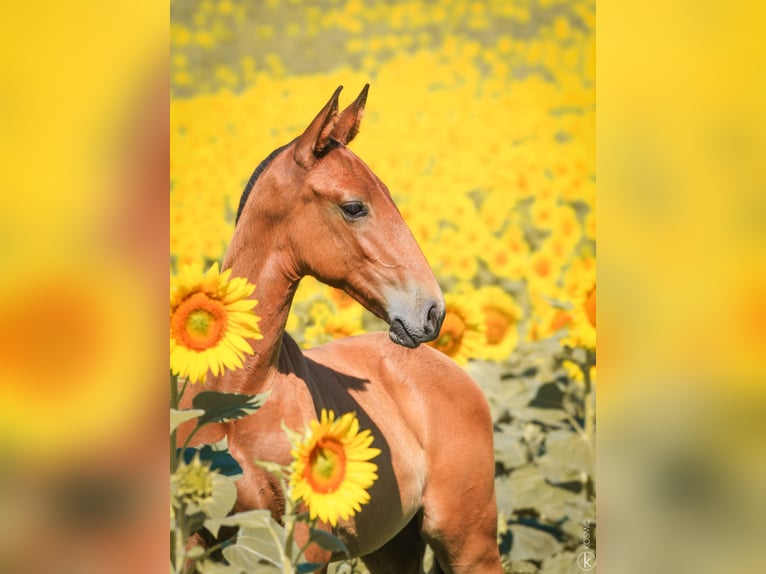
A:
172,455,215,506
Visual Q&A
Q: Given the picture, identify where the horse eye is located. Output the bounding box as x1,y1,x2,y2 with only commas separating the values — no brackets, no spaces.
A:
341,201,367,219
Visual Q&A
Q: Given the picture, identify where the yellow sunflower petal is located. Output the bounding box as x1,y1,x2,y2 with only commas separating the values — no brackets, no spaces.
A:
170,263,261,383
288,410,380,527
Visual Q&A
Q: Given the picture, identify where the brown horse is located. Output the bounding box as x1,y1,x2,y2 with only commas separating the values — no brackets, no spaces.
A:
179,85,503,573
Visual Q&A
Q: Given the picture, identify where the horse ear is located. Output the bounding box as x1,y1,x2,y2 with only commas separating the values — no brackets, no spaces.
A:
294,86,343,168
330,83,369,145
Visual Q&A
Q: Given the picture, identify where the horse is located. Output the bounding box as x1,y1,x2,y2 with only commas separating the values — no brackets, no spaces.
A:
178,85,503,573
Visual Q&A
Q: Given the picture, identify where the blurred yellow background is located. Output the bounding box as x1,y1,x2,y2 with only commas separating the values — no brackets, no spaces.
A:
600,2,766,574
0,3,168,573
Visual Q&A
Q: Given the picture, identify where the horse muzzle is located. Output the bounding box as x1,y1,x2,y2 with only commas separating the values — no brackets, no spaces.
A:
388,299,444,348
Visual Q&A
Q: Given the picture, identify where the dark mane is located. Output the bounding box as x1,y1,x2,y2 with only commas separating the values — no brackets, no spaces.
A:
235,138,295,225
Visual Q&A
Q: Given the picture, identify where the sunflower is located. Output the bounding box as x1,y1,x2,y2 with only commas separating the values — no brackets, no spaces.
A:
558,256,596,351
170,262,262,383
171,454,215,507
433,228,479,281
476,286,521,362
478,189,515,233
329,287,356,310
566,280,597,350
427,291,485,365
530,198,558,232
399,198,439,245
583,210,596,241
480,225,528,280
292,276,326,307
286,277,323,335
526,290,572,342
562,358,597,386
289,410,380,526
561,256,596,301
526,245,562,290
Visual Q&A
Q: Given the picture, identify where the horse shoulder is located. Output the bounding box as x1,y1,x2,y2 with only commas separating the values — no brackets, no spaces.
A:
397,341,494,442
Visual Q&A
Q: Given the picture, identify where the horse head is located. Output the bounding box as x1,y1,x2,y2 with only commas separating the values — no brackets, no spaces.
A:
237,85,444,348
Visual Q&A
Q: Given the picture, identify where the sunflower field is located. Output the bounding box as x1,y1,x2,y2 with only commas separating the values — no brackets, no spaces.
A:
171,0,596,572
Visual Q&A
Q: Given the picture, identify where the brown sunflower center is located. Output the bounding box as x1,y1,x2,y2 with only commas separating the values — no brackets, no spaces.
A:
484,307,512,345
305,437,346,494
433,312,466,357
171,292,228,351
585,286,596,327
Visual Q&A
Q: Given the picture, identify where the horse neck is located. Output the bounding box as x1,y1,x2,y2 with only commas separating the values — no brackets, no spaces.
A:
218,219,300,394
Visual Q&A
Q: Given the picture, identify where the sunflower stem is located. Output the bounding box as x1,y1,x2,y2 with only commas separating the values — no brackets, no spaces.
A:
179,421,206,460
282,482,298,571
198,532,238,561
283,514,296,574
173,501,188,574
582,350,595,444
582,349,596,501
296,540,310,563
178,377,189,403
171,373,180,472
564,410,586,439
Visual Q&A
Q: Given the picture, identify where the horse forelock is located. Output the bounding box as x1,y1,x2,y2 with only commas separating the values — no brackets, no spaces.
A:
235,138,296,225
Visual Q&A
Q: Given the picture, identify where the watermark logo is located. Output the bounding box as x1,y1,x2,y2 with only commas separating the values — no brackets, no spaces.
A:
577,551,596,571
577,519,596,571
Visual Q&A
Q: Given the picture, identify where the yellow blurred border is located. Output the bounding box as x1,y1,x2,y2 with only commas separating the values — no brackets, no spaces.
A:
0,3,168,571
600,1,766,572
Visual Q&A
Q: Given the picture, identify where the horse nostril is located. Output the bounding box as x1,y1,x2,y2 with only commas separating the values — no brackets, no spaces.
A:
426,304,444,337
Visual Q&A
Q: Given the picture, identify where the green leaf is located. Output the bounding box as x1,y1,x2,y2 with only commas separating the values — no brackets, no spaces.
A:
192,391,270,427
494,424,528,470
494,475,515,517
506,465,582,522
467,361,544,423
513,407,570,427
224,541,279,570
207,473,238,519
170,408,205,434
504,560,539,574
187,545,205,559
222,517,301,570
296,563,324,573
204,509,274,538
196,559,248,574
223,523,286,569
542,430,594,477
215,541,281,574
308,528,348,554
540,551,578,574
507,524,562,562
185,510,207,535
186,472,238,521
